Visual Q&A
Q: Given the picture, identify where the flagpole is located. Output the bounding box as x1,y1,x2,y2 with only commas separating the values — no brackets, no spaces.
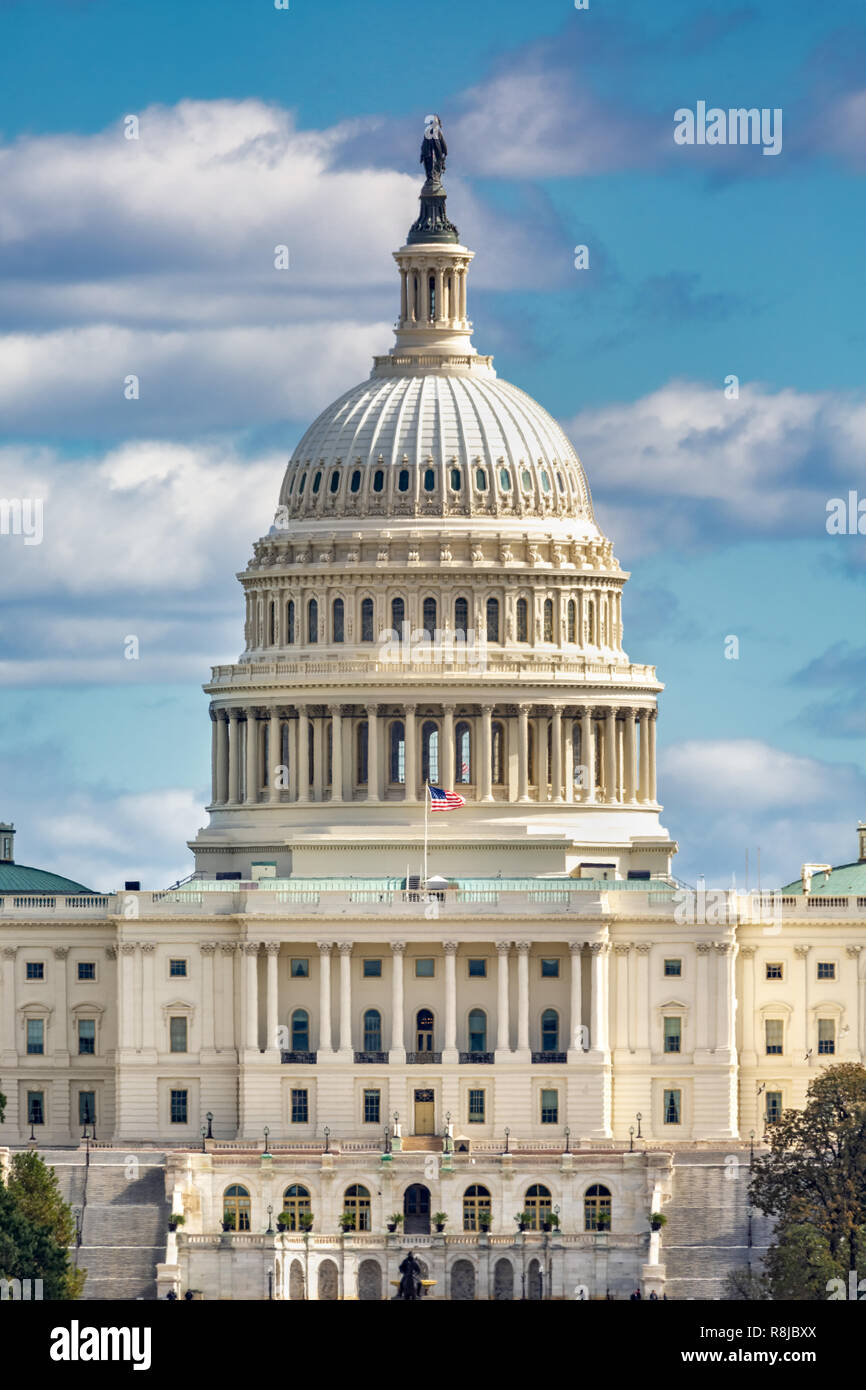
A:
424,780,429,886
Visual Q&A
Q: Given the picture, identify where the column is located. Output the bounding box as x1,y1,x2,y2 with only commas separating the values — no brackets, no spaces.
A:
390,943,405,1058
739,946,756,1064
268,710,281,803
434,266,444,322
227,709,240,803
716,942,736,1055
589,941,610,1055
338,942,353,1053
517,705,530,802
480,706,494,801
459,266,467,320
496,943,511,1054
366,704,379,802
318,943,333,1053
404,704,417,801
638,711,650,803
215,713,229,804
581,707,595,803
444,942,458,1055
442,706,455,793
568,942,583,1054
120,943,136,1050
201,943,216,1052
245,710,258,804
312,715,324,801
296,706,309,803
1,947,16,1060
399,268,408,320
266,943,280,1053
614,944,630,1053
536,714,549,800
141,943,156,1050
695,944,711,1050
329,706,343,803
551,707,563,802
603,709,617,803
624,710,637,804
210,711,219,804
648,710,657,802
517,941,530,1053
795,945,810,1057
564,715,574,804
846,946,863,1059
636,944,651,1052
244,943,259,1051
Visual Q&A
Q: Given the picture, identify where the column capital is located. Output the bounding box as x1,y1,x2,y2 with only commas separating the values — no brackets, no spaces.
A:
2,945,17,960
739,945,756,957
441,703,456,715
391,941,406,955
517,702,532,716
242,942,261,957
613,943,631,956
696,942,712,955
104,945,117,960
404,702,417,715
220,942,237,955
480,703,495,715
53,946,70,959
794,944,811,957
635,943,652,955
140,942,156,954
337,941,353,955
588,941,609,956
365,702,379,717
846,945,863,957
264,942,281,956
516,940,531,954
568,940,583,954
713,942,733,955
200,942,217,956
120,942,137,956
317,941,334,955
327,704,342,718
443,941,459,954
495,941,511,955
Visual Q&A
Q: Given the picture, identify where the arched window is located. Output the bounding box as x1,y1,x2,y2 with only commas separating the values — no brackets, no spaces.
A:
356,721,368,786
422,721,439,784
468,1008,487,1053
391,596,405,638
291,1009,309,1052
428,274,435,321
584,1184,612,1232
586,596,596,645
361,598,374,643
525,1184,552,1231
486,596,500,643
223,1184,251,1232
454,596,469,635
424,467,436,492
567,599,576,644
398,468,410,492
516,597,528,643
268,601,276,646
333,598,344,643
491,721,504,785
329,468,341,494
312,470,322,494
499,467,512,491
363,1009,382,1052
543,598,554,642
389,720,405,784
416,1008,434,1052
286,599,295,645
455,721,471,783
308,598,318,644
450,467,462,491
373,469,384,493
540,469,551,494
463,1184,491,1232
541,1009,559,1051
281,1184,311,1231
475,467,488,491
422,596,437,637
299,472,307,495
350,468,362,493
343,1184,371,1232
556,471,565,492
521,469,532,492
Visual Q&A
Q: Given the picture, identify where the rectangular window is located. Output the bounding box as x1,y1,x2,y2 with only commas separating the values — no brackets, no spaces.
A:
468,1089,485,1123
78,1019,96,1055
663,1017,681,1053
765,963,783,980
818,1019,836,1055
169,959,187,978
415,958,434,978
79,1091,96,1126
25,962,44,981
27,1091,44,1125
363,1089,380,1124
169,1017,188,1053
540,1089,558,1124
663,959,682,977
26,1018,44,1054
663,1089,681,1125
765,1019,784,1055
77,962,96,981
467,958,486,978
817,961,835,980
291,958,309,978
169,1089,188,1124
765,1091,782,1124
540,958,560,978
291,1089,309,1124
362,959,381,978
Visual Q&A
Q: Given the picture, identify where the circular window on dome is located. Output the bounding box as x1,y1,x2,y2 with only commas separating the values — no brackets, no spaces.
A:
312,470,322,494
373,469,385,493
475,467,488,491
499,468,512,492
541,470,551,493
299,473,307,495
424,468,436,493
350,468,362,494
450,468,462,491
329,469,341,494
521,469,532,492
398,468,410,493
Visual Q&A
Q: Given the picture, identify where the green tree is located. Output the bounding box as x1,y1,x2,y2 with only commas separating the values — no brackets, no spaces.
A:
1,1152,85,1299
0,1089,6,1123
750,1064,866,1282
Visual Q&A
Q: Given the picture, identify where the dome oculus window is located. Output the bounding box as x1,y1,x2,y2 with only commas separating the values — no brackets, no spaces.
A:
299,472,307,495
373,469,384,493
475,467,488,491
541,470,551,493
329,469,341,494
424,467,436,493
350,469,362,494
521,469,532,492
450,467,462,491
499,468,512,491
312,470,322,494
398,468,410,492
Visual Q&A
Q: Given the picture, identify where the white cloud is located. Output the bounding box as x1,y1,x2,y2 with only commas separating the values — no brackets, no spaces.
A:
37,788,203,891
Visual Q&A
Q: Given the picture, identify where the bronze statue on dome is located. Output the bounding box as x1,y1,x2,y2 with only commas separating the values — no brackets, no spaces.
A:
420,114,447,186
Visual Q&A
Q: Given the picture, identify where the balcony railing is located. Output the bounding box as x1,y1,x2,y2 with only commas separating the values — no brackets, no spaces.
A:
280,1051,317,1064
354,1050,388,1064
459,1051,494,1064
531,1051,567,1064
406,1051,442,1064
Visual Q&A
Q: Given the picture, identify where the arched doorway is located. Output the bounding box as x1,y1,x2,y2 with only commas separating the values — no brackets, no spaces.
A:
358,1259,382,1301
318,1258,338,1301
450,1258,476,1300
403,1183,431,1235
494,1258,514,1301
527,1258,543,1300
289,1258,305,1301
415,1008,434,1052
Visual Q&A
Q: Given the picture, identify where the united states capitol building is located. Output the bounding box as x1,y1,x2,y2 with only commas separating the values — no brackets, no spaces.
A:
1,135,864,1300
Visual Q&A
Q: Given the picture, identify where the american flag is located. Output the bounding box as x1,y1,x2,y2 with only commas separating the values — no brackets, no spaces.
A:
428,785,466,812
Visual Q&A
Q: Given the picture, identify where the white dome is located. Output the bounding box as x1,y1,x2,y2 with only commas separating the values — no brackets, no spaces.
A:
279,369,595,524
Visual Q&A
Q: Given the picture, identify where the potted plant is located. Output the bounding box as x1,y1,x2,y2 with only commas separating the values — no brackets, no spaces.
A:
650,1211,667,1232
168,1212,185,1231
276,1210,292,1231
432,1212,448,1233
478,1210,492,1232
338,1211,356,1233
514,1210,531,1233
595,1211,611,1233
549,1213,561,1230
541,1215,552,1232
221,1212,236,1233
387,1212,404,1234
298,1212,314,1233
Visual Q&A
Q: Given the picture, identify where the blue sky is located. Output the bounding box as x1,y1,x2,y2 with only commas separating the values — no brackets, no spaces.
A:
1,0,865,889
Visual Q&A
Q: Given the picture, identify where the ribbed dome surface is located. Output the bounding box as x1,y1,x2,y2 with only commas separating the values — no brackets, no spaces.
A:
279,370,594,522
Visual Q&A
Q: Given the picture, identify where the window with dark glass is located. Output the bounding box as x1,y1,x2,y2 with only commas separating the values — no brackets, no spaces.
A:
391,596,405,636
26,962,44,980
486,596,499,642
454,596,468,635
291,1089,309,1124
350,468,362,493
291,1009,310,1051
540,1089,558,1124
373,469,384,493
363,1009,382,1052
543,598,554,642
28,1092,44,1125
468,1009,486,1052
468,1089,485,1123
333,598,344,643
170,1090,188,1124
766,1091,782,1123
422,596,436,636
663,1017,681,1053
169,959,187,978
363,959,381,978
765,1019,783,1055
78,1019,96,1055
79,1092,95,1126
468,959,486,978
27,1019,44,1054
541,1010,559,1051
287,599,295,644
516,597,528,642
664,959,682,977
540,958,559,978
356,721,368,785
77,962,96,981
361,598,374,642
421,721,439,784
329,468,341,494
364,1089,380,1124
491,722,504,784
567,599,576,643
389,721,405,783
766,962,783,979
818,1019,835,1054
663,1089,681,1124
170,1017,188,1053
291,958,309,978
817,961,835,980
424,467,435,492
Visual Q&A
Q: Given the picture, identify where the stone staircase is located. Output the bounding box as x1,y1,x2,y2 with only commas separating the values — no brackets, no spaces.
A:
660,1151,774,1300
35,1147,169,1301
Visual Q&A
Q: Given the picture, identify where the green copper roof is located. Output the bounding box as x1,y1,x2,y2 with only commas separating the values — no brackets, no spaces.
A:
0,863,94,894
779,861,866,895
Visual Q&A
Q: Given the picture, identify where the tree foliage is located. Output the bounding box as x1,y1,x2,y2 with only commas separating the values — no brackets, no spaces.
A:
0,1152,85,1299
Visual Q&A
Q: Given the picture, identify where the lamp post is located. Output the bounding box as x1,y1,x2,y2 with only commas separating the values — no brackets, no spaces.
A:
206,1111,213,1139
200,1125,207,1153
629,1126,634,1153
324,1125,330,1153
564,1126,570,1154
267,1204,274,1235
747,1129,755,1269
635,1112,642,1139
383,1126,391,1155
263,1125,271,1158
504,1126,510,1154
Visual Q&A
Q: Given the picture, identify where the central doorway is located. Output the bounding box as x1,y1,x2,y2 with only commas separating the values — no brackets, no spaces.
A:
413,1088,435,1135
404,1183,431,1235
